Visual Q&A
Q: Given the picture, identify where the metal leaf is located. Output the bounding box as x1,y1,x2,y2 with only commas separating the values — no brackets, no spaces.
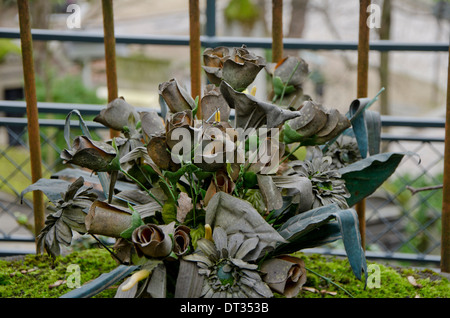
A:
219,81,301,130
275,204,367,281
61,265,139,298
21,178,72,204
257,175,283,211
146,263,167,298
338,152,410,207
205,192,287,262
175,259,205,298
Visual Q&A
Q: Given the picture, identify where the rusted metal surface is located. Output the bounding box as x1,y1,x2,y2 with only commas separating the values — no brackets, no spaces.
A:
17,0,45,244
189,0,202,118
441,44,450,273
356,0,371,249
272,0,283,63
101,0,120,138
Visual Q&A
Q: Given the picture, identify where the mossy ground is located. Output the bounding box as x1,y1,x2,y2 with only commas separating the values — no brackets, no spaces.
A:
0,249,449,298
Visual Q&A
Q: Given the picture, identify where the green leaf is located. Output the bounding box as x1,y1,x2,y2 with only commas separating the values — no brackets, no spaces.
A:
162,201,178,224
243,171,258,188
339,152,410,207
283,122,304,144
243,189,266,215
120,208,145,239
192,95,199,118
189,224,205,249
273,76,295,97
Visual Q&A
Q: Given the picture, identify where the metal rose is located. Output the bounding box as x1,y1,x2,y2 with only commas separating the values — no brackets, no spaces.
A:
266,56,309,88
94,97,139,131
201,84,231,123
284,101,351,146
158,78,196,113
202,45,266,92
173,225,191,256
260,255,307,298
193,124,243,172
132,223,174,259
60,136,117,172
166,109,195,150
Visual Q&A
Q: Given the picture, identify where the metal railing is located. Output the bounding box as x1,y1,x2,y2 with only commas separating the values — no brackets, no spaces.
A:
0,0,449,268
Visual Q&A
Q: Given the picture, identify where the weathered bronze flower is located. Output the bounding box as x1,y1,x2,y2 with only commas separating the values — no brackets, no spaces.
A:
94,97,139,131
290,154,350,209
284,101,351,146
201,84,231,123
324,135,362,169
260,255,307,298
61,136,117,172
266,56,309,88
132,223,174,259
166,109,195,150
173,225,191,257
220,81,302,130
159,78,196,113
193,123,243,172
184,227,273,298
203,45,266,92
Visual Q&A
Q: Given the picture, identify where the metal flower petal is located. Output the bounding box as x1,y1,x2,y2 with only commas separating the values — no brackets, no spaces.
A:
61,136,117,172
183,227,273,298
94,97,140,131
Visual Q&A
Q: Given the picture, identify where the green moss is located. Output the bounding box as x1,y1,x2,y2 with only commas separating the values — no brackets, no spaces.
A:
0,249,117,298
1,249,449,298
293,253,450,298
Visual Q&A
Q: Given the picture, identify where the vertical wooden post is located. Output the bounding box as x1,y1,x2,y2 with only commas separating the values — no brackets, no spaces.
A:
189,0,202,118
441,44,450,273
356,0,371,249
101,0,120,138
17,0,45,245
272,0,283,63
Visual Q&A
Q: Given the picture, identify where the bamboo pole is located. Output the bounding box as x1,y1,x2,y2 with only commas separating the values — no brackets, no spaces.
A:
189,0,202,119
272,0,283,63
17,0,45,244
101,0,120,138
356,0,371,249
441,43,450,273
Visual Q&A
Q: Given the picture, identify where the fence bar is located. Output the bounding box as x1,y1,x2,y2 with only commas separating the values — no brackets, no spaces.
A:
1,28,448,52
441,44,450,273
272,0,283,63
205,0,216,37
356,0,371,249
101,0,119,138
17,0,45,245
189,0,202,118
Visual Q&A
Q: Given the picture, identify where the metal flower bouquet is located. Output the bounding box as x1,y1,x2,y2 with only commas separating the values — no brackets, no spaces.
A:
23,45,407,298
